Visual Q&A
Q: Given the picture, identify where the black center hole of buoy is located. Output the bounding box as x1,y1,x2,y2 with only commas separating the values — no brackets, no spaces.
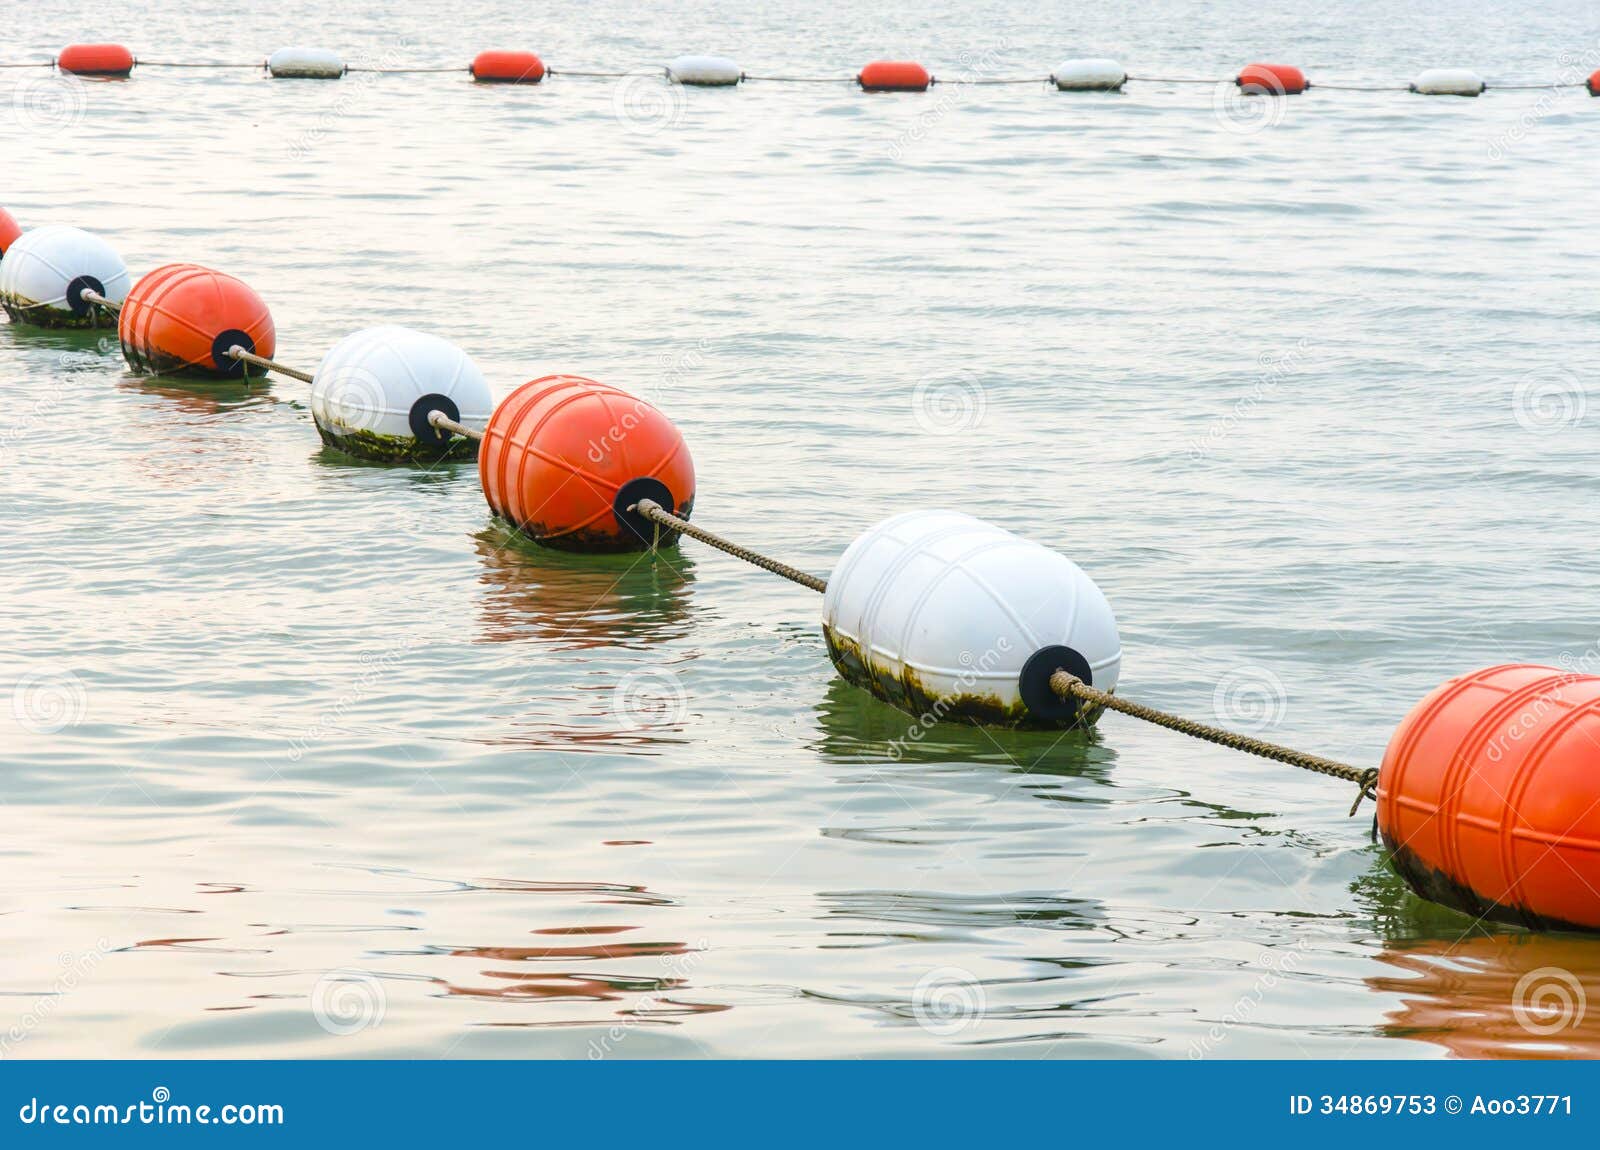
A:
409,394,460,445
613,477,675,544
65,274,106,317
212,329,254,375
1019,644,1093,724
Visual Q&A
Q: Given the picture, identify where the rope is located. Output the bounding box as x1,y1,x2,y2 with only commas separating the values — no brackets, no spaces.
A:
546,68,637,78
134,61,263,68
77,288,121,315
346,66,469,74
1049,670,1379,814
1311,83,1411,91
1486,82,1585,90
0,61,53,68
427,411,483,441
935,76,1048,86
1125,76,1225,84
225,346,314,383
630,498,829,593
742,75,857,83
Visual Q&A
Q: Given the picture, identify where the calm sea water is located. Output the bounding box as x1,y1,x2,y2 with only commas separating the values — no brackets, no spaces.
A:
4,0,1600,1058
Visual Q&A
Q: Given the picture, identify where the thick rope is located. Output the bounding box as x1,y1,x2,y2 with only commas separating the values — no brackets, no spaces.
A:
225,346,314,383
630,498,829,593
741,75,857,83
77,287,121,316
1049,670,1378,814
134,61,263,68
427,411,484,441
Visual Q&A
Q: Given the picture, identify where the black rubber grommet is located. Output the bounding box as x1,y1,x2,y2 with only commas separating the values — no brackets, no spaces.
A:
409,393,460,445
1018,644,1094,723
65,274,106,317
211,329,254,375
612,477,675,545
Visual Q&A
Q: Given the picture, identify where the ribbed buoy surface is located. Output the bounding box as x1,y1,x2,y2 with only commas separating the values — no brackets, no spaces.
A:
268,47,345,78
479,375,695,553
470,51,544,83
57,43,134,76
858,60,930,92
667,55,741,86
310,326,493,463
1378,664,1600,932
118,263,276,378
0,224,130,328
1238,62,1307,94
822,511,1122,729
0,208,20,257
1051,58,1126,91
1411,68,1484,96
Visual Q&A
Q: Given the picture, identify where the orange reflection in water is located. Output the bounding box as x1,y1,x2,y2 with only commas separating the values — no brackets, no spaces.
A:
1370,934,1600,1059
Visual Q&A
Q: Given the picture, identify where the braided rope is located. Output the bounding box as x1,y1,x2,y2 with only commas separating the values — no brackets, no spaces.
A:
1050,670,1378,813
631,498,829,593
225,346,314,383
427,411,484,441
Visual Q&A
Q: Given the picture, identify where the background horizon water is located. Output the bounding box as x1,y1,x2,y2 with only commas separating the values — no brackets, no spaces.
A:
3,0,1599,1058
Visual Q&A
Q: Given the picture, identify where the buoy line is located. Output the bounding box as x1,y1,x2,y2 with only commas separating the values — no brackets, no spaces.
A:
632,496,1376,812
4,212,1598,932
13,45,1600,99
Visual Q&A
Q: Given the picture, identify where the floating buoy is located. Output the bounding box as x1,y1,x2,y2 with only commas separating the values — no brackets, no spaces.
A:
57,43,135,77
268,47,345,79
479,375,695,552
1237,62,1307,94
310,326,492,463
0,208,20,258
1411,68,1484,96
821,510,1122,729
117,263,275,378
0,224,130,328
470,50,544,84
1587,70,1600,96
858,60,930,92
1051,58,1126,91
1378,664,1600,932
666,55,742,86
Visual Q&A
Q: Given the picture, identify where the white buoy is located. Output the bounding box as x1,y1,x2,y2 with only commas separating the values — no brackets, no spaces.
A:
268,47,346,79
310,326,493,463
666,55,742,86
1051,58,1127,91
0,224,130,327
1411,68,1485,96
822,510,1122,729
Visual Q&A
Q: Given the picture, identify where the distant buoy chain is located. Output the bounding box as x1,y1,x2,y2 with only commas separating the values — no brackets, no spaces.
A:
6,211,1596,935
16,44,1600,99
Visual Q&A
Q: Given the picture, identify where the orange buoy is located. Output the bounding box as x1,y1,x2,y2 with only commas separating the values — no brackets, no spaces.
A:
0,208,20,257
1237,62,1306,94
471,51,545,84
1589,70,1600,96
1378,664,1600,932
57,43,135,77
117,263,275,378
858,60,930,92
479,375,695,552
